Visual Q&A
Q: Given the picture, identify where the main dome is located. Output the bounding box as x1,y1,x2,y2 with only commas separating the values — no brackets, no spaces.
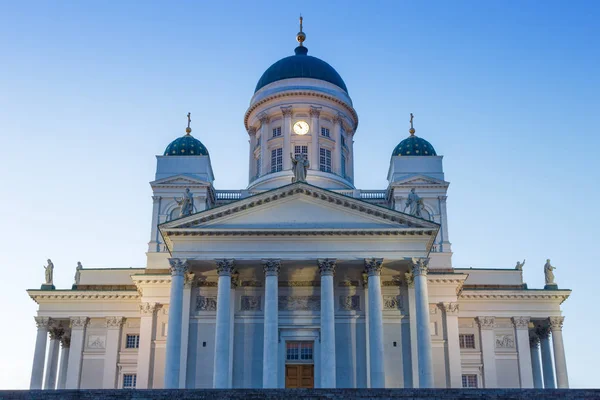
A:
254,46,348,93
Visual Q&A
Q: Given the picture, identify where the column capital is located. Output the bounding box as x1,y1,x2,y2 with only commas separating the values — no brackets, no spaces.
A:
535,325,551,340
248,126,257,135
262,259,281,276
476,316,496,330
69,316,89,330
333,113,344,125
168,258,189,277
511,316,530,330
258,112,270,124
215,259,235,276
549,316,564,331
139,302,160,315
34,316,51,329
105,316,125,329
152,195,162,202
411,257,430,276
441,302,459,316
529,331,540,349
438,195,448,202
60,333,71,349
309,106,322,118
184,272,196,288
404,271,414,287
280,106,293,117
318,259,336,276
49,325,65,340
364,258,383,276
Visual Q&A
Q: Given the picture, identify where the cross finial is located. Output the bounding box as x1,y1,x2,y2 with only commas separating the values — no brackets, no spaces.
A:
409,113,416,136
296,15,306,47
186,112,192,135
299,15,303,33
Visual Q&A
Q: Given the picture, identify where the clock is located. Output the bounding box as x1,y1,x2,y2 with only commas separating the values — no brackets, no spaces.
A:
293,120,310,135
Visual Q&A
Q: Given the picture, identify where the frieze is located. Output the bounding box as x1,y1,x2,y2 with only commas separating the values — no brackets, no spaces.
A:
279,296,320,311
383,295,402,310
495,334,515,348
241,295,261,311
280,281,320,287
196,296,217,311
339,295,360,311
241,280,262,287
382,278,402,287
87,335,106,349
338,279,359,287
196,280,218,287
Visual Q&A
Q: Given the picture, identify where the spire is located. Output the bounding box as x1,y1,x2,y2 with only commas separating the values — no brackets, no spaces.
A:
186,112,192,135
296,15,306,47
409,113,415,136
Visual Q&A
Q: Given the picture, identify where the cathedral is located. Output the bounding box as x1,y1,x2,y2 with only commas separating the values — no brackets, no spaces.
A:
27,20,570,390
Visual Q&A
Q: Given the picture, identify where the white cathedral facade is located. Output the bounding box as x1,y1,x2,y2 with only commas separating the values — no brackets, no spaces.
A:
28,23,570,391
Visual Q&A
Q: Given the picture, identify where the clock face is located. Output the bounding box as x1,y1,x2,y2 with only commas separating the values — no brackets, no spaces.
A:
293,120,310,135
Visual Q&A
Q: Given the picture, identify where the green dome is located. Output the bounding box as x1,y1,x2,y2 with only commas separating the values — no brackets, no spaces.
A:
164,134,209,156
392,135,437,157
255,46,348,93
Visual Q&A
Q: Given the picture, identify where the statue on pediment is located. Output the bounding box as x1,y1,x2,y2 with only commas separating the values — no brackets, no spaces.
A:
74,261,83,285
405,188,424,217
544,259,556,285
291,153,309,183
44,259,54,285
515,259,525,271
175,188,194,217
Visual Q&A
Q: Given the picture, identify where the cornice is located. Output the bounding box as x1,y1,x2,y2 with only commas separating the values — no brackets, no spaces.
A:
28,290,139,304
459,289,571,304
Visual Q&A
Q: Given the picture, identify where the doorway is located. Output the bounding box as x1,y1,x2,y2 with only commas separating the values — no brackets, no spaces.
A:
284,341,314,388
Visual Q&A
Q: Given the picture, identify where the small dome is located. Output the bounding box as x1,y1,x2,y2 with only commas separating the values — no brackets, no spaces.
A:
392,135,437,157
255,46,348,93
164,134,209,156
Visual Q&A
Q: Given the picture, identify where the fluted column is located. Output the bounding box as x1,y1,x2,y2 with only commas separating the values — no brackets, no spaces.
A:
442,303,462,388
405,272,418,388
57,333,70,389
512,317,534,388
137,302,159,388
259,113,270,175
103,317,125,388
537,325,556,388
365,258,385,388
333,114,343,174
310,106,321,170
30,317,50,389
549,317,568,388
282,106,293,171
318,259,337,388
262,259,281,388
413,258,434,388
213,259,234,388
248,127,257,181
44,324,63,389
529,333,543,388
477,316,497,388
164,258,189,388
65,317,88,389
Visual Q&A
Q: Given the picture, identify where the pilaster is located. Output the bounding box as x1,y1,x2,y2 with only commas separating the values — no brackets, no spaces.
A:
442,302,461,388
259,113,270,175
549,316,568,388
333,113,343,174
281,106,293,170
309,106,321,170
65,316,89,389
476,316,497,388
103,316,125,388
137,302,159,388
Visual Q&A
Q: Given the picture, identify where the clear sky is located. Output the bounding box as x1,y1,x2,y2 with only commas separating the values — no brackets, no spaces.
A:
1,0,598,389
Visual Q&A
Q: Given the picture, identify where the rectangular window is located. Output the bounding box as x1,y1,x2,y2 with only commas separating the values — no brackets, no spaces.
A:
319,148,332,172
294,145,308,157
123,374,137,389
321,127,330,137
271,148,283,172
286,342,313,361
125,334,140,349
273,126,282,137
462,374,478,388
459,334,475,349
256,156,261,176
341,154,346,177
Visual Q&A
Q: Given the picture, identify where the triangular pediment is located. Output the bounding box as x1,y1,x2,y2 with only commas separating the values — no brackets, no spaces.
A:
151,174,211,187
392,174,449,187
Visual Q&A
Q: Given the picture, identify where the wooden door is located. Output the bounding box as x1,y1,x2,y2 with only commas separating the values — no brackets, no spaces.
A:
285,364,314,388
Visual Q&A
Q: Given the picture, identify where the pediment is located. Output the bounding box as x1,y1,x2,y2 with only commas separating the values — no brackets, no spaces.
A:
392,174,449,187
150,174,211,187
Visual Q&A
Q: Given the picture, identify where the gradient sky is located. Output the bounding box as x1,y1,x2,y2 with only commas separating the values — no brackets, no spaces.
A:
1,0,598,389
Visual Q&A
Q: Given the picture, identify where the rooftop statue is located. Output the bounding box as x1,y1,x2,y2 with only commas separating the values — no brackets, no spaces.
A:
405,188,424,218
44,259,54,285
544,259,556,285
175,188,194,217
291,153,309,183
74,261,83,285
515,259,525,271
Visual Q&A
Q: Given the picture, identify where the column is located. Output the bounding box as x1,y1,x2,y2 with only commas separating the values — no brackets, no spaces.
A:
30,317,50,389
405,272,418,388
281,106,292,171
103,317,124,389
512,317,534,388
529,333,543,388
333,113,343,174
365,258,385,388
442,303,462,388
318,259,337,388
259,113,270,175
148,195,162,253
309,106,321,170
57,333,70,389
537,325,556,388
362,273,371,387
213,259,234,388
248,127,257,181
437,196,451,252
164,258,189,388
413,258,434,388
476,316,497,388
137,302,159,388
347,131,354,181
44,324,63,389
262,259,281,388
179,272,194,388
65,317,88,389
549,316,569,388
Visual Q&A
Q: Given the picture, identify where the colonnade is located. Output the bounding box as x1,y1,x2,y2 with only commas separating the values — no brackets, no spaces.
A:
529,317,569,389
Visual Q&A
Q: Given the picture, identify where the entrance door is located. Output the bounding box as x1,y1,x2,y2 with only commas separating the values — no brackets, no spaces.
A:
285,364,314,388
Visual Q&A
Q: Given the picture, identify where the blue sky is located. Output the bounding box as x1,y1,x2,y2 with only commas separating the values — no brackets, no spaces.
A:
1,0,599,389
